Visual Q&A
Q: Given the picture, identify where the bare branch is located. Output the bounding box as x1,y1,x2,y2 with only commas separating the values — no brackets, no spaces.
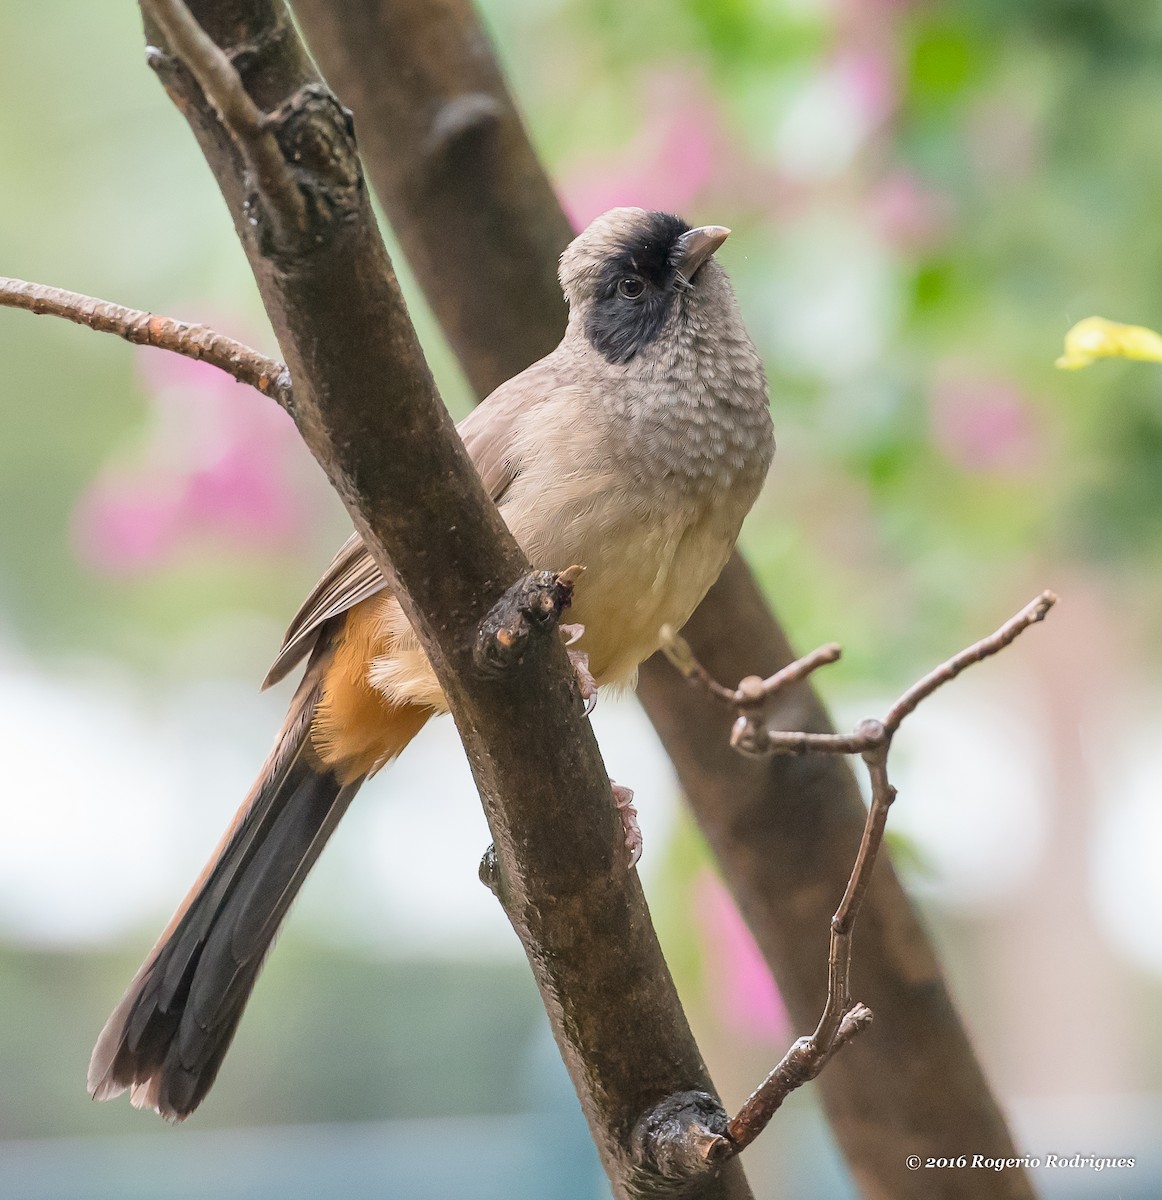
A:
726,1005,874,1151
831,736,895,941
662,624,840,709
667,595,1055,1157
884,590,1057,733
741,644,844,703
729,722,878,759
143,0,306,239
660,623,744,705
0,276,291,407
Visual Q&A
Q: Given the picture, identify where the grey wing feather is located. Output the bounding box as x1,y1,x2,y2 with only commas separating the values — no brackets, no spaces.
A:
261,367,554,691
456,383,529,502
261,532,386,689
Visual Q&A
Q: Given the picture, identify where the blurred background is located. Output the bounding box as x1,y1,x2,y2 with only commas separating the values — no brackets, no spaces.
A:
2,0,1161,1197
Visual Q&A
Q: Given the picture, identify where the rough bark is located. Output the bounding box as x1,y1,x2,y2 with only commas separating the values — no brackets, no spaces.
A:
288,2,1037,1196
138,2,751,1195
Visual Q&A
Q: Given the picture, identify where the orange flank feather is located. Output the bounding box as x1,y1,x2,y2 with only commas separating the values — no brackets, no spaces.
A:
312,596,432,783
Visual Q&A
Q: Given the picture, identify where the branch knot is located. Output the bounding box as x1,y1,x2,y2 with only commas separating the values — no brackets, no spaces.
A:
473,566,582,676
631,1090,732,1181
262,85,363,251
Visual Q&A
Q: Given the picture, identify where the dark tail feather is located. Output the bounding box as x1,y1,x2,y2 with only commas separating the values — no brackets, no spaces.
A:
88,683,363,1120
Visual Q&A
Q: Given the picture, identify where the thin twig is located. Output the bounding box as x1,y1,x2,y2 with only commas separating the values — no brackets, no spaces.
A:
730,723,879,758
661,625,840,709
884,590,1057,733
660,623,741,704
144,0,306,237
831,741,895,940
0,277,292,407
667,593,1056,1156
725,1005,874,1148
742,643,843,703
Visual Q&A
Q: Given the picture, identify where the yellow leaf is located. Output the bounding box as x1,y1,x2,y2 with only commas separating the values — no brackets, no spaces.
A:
1056,316,1162,370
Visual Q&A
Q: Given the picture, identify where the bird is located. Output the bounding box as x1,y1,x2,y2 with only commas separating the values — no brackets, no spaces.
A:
87,206,775,1121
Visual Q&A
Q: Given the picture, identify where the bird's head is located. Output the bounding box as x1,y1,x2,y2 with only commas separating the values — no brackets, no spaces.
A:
559,208,733,366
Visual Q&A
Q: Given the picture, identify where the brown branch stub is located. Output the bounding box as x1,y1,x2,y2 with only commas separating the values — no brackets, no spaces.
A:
473,565,583,676
144,0,307,241
478,843,500,896
632,1091,733,1181
670,594,1056,1159
0,277,292,408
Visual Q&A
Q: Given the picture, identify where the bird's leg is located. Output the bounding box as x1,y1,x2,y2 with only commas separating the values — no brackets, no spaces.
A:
560,623,598,714
611,781,642,867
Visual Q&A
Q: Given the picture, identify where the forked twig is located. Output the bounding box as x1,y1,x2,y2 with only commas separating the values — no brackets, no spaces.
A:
660,590,1056,1154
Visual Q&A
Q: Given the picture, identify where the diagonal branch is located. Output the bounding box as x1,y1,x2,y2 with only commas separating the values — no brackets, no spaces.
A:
0,276,291,407
660,593,1056,1155
37,2,755,1196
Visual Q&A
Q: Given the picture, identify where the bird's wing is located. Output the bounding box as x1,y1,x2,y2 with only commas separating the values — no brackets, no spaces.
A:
455,378,535,503
260,531,386,689
262,364,558,690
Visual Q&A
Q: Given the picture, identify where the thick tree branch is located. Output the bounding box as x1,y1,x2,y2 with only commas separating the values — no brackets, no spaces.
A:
0,276,291,407
126,2,749,1196
661,593,1056,1153
289,3,1038,1196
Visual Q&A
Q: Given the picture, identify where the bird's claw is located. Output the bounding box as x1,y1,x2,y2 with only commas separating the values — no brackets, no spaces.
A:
611,782,642,868
561,623,598,714
560,622,585,647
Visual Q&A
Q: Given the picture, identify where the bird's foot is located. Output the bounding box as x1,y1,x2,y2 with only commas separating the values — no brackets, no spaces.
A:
611,781,642,868
560,623,597,714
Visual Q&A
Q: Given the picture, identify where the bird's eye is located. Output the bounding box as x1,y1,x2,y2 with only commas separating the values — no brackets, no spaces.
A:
617,276,645,300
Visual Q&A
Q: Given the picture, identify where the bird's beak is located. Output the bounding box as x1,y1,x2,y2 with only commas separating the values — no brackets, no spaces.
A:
674,225,730,281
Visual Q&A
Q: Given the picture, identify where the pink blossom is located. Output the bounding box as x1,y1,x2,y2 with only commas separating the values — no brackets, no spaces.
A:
868,170,956,253
73,336,312,576
929,368,1044,475
694,871,788,1041
73,472,183,574
560,71,726,229
833,48,897,129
